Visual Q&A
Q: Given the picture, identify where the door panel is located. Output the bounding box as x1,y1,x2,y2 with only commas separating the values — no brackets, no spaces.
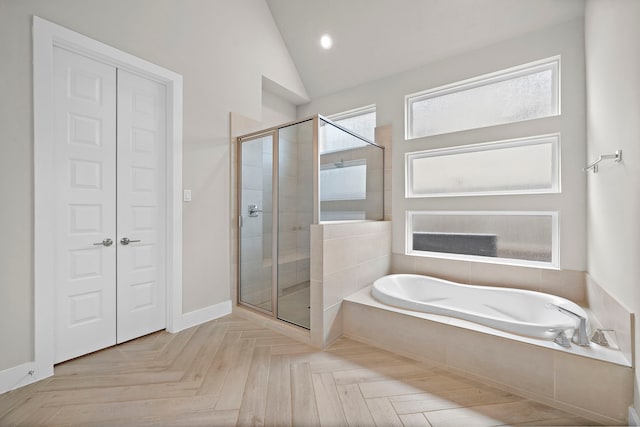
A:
53,47,117,363
277,121,312,329
239,134,274,312
116,69,167,343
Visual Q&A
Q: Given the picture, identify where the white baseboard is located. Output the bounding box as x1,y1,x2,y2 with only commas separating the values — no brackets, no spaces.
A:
1,301,231,396
630,406,640,426
0,361,50,395
173,299,232,332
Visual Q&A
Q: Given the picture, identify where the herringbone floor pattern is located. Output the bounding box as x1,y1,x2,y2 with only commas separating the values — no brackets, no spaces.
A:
0,313,598,426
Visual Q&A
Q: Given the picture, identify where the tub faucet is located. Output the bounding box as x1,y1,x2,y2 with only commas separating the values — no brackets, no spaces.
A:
546,303,590,347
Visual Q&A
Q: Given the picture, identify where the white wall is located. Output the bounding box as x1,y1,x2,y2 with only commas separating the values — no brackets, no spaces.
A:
299,19,587,288
0,0,307,372
585,0,640,415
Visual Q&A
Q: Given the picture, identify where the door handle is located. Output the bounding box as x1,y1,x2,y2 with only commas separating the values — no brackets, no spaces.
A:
248,204,263,217
120,237,141,245
93,238,114,247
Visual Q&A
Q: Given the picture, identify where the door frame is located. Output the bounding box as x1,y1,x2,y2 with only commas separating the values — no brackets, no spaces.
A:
33,17,183,379
236,130,279,318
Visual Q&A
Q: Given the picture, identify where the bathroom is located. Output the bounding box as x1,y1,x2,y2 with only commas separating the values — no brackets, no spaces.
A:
0,0,639,425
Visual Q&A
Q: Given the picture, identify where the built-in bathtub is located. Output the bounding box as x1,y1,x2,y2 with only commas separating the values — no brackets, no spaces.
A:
343,273,633,425
372,274,586,341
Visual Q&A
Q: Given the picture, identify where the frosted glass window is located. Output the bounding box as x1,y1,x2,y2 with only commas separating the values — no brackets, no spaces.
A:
325,105,376,150
406,135,559,197
407,211,558,268
319,119,370,155
406,58,559,139
320,161,367,201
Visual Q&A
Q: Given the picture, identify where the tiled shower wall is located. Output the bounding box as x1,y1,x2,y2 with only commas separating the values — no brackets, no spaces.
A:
310,221,392,347
239,139,270,306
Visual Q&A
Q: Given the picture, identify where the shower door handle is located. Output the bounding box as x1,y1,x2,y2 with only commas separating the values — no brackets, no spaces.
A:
248,204,263,217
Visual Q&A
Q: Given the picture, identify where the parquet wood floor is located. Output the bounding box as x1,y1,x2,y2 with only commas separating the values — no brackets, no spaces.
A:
0,313,598,426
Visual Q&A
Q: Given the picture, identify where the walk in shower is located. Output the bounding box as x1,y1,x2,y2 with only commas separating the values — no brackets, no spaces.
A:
237,115,384,329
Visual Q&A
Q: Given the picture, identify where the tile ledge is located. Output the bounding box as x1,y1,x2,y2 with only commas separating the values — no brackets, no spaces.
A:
344,286,632,367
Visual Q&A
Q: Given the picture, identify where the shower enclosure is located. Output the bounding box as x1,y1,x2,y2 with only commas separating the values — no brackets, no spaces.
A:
237,115,384,329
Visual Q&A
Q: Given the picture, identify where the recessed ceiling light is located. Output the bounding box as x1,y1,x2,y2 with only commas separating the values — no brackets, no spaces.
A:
320,34,333,50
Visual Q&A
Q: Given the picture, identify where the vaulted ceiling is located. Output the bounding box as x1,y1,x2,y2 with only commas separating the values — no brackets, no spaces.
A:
266,0,585,99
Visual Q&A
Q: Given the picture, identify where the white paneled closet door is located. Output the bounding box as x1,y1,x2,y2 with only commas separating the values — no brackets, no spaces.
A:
53,47,166,363
116,70,166,343
53,47,118,363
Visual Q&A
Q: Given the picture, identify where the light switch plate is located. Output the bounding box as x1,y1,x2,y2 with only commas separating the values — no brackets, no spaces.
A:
183,189,192,202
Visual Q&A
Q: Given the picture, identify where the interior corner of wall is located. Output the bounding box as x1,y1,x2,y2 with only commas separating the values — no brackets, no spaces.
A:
262,75,310,106
630,385,640,426
174,300,232,333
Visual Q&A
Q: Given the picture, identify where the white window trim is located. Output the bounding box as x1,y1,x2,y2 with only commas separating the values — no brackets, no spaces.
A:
404,56,561,140
405,134,561,198
406,210,560,269
327,104,376,122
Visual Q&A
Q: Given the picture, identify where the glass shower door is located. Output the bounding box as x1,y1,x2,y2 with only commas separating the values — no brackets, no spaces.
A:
277,120,312,328
239,133,274,313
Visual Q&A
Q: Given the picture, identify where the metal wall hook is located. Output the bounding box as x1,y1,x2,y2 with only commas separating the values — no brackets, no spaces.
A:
584,150,622,173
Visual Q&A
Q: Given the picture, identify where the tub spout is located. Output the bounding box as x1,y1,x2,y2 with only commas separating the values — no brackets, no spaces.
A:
546,303,590,347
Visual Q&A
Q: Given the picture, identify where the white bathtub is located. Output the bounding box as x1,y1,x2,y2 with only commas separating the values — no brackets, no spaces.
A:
371,274,587,340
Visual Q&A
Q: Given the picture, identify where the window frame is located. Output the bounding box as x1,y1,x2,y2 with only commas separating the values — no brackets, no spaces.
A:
404,56,560,140
406,210,560,269
328,104,376,122
405,134,561,198
327,104,376,142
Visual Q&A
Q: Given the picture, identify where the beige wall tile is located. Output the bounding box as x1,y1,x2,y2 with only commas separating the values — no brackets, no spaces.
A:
322,222,364,239
323,237,360,276
586,275,634,371
323,302,343,347
375,124,392,146
539,269,586,303
357,232,392,264
309,280,323,348
384,169,392,191
310,225,324,282
343,302,447,365
446,328,555,397
414,256,470,285
467,262,540,291
384,190,392,221
391,254,416,274
323,267,360,308
555,352,633,422
357,255,392,288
